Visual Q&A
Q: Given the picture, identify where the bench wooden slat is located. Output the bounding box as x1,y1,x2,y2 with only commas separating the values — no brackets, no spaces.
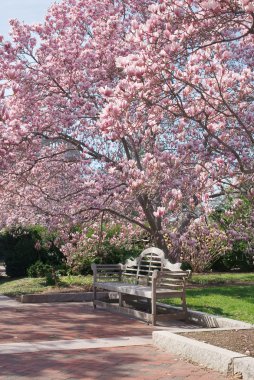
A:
158,283,183,288
95,264,122,268
161,278,186,283
96,271,122,274
97,275,121,279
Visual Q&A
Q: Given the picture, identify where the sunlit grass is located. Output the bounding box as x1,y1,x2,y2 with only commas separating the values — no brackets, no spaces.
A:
190,272,254,285
0,275,93,297
164,285,254,324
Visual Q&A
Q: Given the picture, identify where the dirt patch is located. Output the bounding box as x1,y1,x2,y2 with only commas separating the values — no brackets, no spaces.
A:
179,329,254,357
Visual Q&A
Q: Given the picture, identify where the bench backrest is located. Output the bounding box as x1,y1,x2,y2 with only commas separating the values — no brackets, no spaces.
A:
156,269,189,291
123,247,182,285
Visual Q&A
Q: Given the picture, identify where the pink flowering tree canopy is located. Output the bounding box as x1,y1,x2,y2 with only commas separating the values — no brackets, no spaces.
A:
0,0,253,261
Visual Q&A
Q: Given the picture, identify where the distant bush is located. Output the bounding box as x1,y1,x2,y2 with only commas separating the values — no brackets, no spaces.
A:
69,243,142,275
180,262,192,271
212,242,254,272
211,197,254,272
0,226,66,278
27,261,52,277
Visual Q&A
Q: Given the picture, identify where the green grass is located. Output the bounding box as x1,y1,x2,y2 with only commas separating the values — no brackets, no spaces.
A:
0,275,93,297
191,272,254,285
164,285,254,324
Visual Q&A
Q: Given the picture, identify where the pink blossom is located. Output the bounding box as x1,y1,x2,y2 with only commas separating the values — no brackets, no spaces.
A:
153,207,166,218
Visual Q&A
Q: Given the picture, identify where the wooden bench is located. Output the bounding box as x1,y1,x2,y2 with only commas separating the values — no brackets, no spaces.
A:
91,247,190,325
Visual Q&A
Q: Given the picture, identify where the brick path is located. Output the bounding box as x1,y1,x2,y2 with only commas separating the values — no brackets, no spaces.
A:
0,297,230,379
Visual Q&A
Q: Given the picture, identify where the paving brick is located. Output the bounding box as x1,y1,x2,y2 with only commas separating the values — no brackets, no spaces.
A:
0,300,231,379
0,346,230,380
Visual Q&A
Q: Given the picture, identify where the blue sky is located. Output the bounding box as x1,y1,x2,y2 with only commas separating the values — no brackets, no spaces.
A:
0,0,56,38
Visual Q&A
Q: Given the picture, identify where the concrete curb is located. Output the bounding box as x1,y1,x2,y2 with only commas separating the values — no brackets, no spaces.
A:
234,356,254,380
153,330,254,380
187,308,253,328
0,295,22,308
20,292,108,303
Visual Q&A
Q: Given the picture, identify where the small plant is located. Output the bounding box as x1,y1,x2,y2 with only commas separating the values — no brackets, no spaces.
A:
27,261,62,286
45,268,60,286
27,261,52,278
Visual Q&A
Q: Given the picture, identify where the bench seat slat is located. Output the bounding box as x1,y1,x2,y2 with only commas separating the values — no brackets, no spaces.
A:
94,281,184,299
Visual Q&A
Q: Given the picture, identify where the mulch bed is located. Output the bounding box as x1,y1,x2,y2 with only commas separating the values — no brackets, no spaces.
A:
179,329,254,357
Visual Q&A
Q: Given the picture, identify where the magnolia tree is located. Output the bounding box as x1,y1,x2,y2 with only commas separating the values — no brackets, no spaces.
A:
0,0,253,262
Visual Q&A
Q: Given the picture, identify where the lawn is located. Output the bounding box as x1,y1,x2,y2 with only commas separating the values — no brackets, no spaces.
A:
190,272,254,285
0,275,93,297
164,285,254,324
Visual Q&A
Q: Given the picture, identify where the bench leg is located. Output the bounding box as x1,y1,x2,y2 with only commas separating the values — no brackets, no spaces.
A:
119,293,123,307
182,295,187,320
93,285,97,309
152,294,156,326
147,299,151,313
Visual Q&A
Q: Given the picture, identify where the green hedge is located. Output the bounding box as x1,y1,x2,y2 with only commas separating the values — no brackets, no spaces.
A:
0,226,66,278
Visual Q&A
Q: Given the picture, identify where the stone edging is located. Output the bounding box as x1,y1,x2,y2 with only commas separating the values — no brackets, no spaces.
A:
19,292,108,303
153,330,254,380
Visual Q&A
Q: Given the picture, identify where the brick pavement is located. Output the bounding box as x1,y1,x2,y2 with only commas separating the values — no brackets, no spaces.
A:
0,303,155,342
0,346,230,380
0,298,231,379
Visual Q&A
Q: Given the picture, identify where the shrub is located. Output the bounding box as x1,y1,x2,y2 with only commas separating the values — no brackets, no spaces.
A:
27,261,52,277
68,243,141,275
212,242,254,272
178,219,230,273
27,260,62,285
63,223,146,275
98,242,141,264
69,253,96,275
180,261,192,271
0,225,67,278
1,229,41,277
211,196,254,272
45,269,60,286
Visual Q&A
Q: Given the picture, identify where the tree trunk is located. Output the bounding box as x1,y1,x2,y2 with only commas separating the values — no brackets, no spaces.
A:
154,232,177,262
